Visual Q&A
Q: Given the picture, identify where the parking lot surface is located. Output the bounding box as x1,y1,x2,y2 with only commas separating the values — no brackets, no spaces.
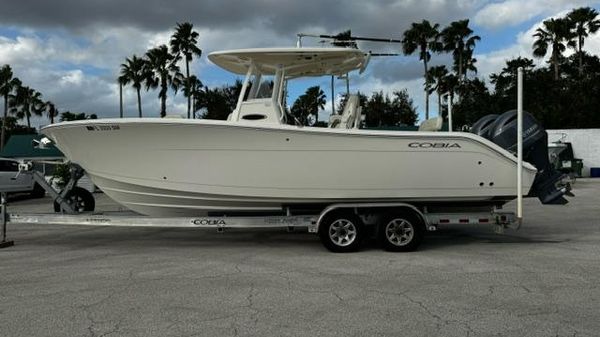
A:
1,180,599,336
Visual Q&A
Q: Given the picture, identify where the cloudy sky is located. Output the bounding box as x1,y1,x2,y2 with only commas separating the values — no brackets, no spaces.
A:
1,0,599,127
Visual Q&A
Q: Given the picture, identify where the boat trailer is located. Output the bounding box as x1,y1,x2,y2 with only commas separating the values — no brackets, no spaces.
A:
1,160,518,252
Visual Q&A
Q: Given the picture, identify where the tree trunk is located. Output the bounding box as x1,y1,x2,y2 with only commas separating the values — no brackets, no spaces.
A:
27,113,31,129
1,95,7,151
192,94,196,118
458,51,463,80
578,35,583,76
137,88,142,118
423,51,429,120
160,77,167,118
186,60,191,119
50,111,54,124
438,90,441,117
552,50,559,80
119,82,123,118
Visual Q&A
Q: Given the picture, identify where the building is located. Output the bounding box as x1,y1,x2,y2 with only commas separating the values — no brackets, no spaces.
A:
548,129,600,177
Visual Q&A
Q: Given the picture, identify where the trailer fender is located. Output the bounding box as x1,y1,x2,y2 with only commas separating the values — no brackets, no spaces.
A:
315,202,427,233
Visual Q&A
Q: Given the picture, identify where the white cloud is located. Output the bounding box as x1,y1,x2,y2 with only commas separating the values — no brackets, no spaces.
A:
59,70,84,85
0,35,50,65
474,0,593,29
475,9,600,84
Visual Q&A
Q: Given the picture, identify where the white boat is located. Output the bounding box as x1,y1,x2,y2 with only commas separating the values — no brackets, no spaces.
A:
42,47,563,217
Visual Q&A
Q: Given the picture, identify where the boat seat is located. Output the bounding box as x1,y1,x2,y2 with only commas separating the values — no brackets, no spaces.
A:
418,116,443,131
329,94,361,129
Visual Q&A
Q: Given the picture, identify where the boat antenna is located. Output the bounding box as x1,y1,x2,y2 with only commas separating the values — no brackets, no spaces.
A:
297,33,402,44
296,33,400,56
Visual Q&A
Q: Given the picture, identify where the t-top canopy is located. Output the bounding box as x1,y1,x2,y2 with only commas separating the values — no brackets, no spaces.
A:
208,47,367,77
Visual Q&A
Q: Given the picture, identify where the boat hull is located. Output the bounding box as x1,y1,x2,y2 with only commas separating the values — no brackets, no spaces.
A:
42,119,537,217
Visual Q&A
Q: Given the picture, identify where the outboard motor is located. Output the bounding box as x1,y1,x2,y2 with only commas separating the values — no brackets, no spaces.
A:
472,110,571,205
470,114,498,140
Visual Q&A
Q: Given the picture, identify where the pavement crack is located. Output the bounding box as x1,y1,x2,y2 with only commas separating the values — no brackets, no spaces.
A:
402,293,443,321
78,269,136,337
246,284,260,326
333,291,344,302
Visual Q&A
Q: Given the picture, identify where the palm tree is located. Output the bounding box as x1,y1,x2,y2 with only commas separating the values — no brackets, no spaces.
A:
308,86,326,125
567,7,600,75
427,65,449,115
402,20,442,120
490,57,535,97
170,22,202,119
184,75,203,118
0,65,21,150
461,49,479,78
45,101,58,124
441,19,480,81
145,45,181,118
533,18,572,80
442,73,459,110
119,55,147,118
291,86,326,126
9,85,44,128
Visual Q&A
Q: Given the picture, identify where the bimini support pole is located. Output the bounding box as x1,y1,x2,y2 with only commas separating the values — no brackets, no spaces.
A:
447,92,453,132
517,67,524,228
345,74,350,95
331,76,335,116
233,63,255,122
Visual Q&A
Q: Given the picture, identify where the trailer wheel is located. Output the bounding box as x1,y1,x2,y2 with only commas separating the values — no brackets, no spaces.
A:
30,183,46,198
378,211,423,252
54,187,95,213
319,211,364,253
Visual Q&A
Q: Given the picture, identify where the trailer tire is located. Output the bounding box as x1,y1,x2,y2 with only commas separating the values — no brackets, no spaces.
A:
378,211,423,252
30,183,46,199
319,211,364,253
54,187,95,213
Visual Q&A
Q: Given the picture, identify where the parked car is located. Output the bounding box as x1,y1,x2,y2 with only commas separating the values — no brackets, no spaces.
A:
0,157,45,198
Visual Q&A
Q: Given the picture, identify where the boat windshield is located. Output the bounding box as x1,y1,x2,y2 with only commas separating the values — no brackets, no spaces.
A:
247,74,274,100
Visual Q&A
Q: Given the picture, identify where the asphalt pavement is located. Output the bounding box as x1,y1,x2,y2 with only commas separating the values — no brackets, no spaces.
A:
1,180,599,337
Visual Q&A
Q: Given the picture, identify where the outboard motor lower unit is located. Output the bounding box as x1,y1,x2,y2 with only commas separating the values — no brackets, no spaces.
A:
472,110,570,205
